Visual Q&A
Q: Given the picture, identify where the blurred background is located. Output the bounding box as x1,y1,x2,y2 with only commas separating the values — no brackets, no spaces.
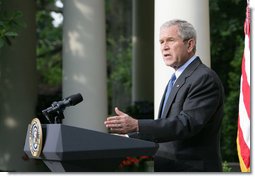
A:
0,0,246,172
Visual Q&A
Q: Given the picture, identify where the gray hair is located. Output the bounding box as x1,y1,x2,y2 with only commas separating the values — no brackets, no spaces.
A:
160,19,197,51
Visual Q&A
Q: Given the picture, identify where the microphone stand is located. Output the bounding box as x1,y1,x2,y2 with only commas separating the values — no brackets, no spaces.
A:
42,104,65,124
53,110,64,124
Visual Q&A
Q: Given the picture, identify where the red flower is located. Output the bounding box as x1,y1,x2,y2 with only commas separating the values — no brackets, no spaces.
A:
119,156,152,168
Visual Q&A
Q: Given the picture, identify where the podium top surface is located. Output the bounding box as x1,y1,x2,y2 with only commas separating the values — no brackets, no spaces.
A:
24,124,158,161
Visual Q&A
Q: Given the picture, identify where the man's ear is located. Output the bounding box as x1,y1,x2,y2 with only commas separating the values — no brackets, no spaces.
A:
186,38,195,52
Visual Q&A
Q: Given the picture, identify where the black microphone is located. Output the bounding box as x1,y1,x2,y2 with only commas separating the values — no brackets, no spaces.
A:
42,93,83,123
58,93,83,107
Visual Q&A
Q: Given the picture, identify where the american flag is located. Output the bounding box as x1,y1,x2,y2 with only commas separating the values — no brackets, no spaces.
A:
236,0,250,172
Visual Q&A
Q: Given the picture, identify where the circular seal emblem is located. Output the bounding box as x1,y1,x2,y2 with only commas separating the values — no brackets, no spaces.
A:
29,118,43,158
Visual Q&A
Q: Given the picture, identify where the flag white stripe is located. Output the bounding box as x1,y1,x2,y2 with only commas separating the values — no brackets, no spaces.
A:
239,77,250,148
244,35,250,85
250,0,255,9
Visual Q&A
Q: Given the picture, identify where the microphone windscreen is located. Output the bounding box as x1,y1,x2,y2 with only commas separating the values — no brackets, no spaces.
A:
66,93,83,106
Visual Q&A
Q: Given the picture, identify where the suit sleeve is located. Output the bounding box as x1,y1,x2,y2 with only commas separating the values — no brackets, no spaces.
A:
130,72,223,143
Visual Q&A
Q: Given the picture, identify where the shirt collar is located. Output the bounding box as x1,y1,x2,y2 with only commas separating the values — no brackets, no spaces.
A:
175,55,197,79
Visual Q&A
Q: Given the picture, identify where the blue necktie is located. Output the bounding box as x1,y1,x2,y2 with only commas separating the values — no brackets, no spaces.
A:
162,73,176,114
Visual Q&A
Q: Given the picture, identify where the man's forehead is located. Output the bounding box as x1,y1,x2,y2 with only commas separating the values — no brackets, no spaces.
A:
160,24,179,31
160,26,180,38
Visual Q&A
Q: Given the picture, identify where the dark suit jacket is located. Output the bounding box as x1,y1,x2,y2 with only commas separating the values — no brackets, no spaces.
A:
130,57,224,172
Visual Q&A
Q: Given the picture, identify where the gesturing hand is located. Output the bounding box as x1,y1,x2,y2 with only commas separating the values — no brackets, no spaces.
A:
104,107,138,134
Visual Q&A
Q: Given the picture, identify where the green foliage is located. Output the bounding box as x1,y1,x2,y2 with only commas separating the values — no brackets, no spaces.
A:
35,0,63,120
36,0,63,86
210,0,246,162
105,0,132,113
37,54,62,86
221,37,243,162
222,161,232,172
106,36,132,113
0,0,25,48
210,0,245,93
108,36,132,89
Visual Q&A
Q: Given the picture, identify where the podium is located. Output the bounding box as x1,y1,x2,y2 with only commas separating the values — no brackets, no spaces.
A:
24,123,159,172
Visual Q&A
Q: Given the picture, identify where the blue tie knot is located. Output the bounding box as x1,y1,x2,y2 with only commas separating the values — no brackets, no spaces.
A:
170,73,176,86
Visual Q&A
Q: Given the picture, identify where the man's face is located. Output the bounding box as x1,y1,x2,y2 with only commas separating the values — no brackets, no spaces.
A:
159,25,192,70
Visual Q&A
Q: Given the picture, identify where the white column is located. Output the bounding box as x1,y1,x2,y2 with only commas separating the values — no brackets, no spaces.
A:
62,0,107,132
154,0,211,118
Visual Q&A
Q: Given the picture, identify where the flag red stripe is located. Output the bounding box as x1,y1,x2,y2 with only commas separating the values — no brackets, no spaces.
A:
237,116,250,167
241,56,250,118
245,5,250,42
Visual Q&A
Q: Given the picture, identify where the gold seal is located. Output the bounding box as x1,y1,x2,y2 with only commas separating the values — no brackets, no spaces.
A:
29,118,43,158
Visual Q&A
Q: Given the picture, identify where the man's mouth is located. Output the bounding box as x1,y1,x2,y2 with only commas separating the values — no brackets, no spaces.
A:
164,54,171,57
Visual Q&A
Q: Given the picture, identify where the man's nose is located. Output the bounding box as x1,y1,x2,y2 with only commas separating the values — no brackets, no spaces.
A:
163,43,169,50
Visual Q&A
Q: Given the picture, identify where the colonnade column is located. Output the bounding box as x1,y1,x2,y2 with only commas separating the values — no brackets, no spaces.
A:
0,0,38,171
154,0,211,117
62,0,107,132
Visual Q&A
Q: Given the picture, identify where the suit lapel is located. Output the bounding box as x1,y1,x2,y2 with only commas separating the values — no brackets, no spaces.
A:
160,57,202,118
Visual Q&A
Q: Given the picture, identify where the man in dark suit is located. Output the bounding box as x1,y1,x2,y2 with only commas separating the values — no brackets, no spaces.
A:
104,19,224,172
